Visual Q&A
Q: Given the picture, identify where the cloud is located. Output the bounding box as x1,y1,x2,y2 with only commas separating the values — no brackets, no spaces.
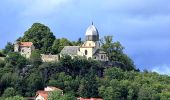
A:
152,65,170,75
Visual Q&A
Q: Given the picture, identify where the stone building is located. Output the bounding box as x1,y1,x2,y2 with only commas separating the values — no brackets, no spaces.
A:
60,23,108,62
14,42,35,58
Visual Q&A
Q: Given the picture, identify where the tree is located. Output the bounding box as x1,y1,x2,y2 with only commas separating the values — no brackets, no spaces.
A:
21,23,55,54
78,72,99,98
4,95,25,100
101,36,135,70
2,87,16,97
5,52,27,69
3,42,14,54
30,50,42,66
51,39,60,54
48,91,76,100
26,72,43,96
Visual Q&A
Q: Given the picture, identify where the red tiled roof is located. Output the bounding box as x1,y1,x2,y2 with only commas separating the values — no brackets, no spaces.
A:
20,42,33,47
36,91,48,100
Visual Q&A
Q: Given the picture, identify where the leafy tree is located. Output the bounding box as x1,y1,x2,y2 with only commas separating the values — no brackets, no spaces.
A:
78,72,99,98
2,87,16,97
30,50,42,66
4,95,25,100
51,39,60,54
48,91,76,100
21,23,55,54
25,72,43,96
3,42,14,54
101,36,135,70
5,52,27,69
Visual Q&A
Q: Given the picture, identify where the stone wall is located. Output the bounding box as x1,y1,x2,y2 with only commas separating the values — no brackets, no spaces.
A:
41,54,59,62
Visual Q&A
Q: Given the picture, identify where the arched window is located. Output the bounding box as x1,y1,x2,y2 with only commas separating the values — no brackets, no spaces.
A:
85,50,88,55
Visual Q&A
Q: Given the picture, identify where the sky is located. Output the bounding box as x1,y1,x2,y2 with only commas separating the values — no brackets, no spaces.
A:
0,0,170,75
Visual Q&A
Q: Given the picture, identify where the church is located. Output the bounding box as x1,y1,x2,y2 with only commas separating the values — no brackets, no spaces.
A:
60,23,108,62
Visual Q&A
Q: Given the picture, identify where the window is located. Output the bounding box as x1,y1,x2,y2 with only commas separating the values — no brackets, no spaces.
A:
22,49,24,53
85,50,88,55
101,55,103,59
89,43,91,46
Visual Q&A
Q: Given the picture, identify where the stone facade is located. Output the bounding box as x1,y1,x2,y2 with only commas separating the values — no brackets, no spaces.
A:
41,54,59,62
61,23,109,62
14,42,35,58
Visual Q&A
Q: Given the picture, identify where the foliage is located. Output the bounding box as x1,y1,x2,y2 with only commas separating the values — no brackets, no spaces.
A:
5,52,27,69
0,23,170,99
4,95,25,100
21,23,55,54
3,42,14,55
48,91,76,100
30,50,42,66
51,38,73,54
2,87,16,97
101,36,135,70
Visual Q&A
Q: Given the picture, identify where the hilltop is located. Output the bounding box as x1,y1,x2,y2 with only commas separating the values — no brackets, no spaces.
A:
0,23,169,100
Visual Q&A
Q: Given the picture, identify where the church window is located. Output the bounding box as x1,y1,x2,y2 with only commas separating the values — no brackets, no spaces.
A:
85,50,88,55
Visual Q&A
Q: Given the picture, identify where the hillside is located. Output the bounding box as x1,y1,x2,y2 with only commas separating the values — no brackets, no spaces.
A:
0,23,169,100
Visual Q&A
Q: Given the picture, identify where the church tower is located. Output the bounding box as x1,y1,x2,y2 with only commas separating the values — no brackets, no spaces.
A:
78,23,100,59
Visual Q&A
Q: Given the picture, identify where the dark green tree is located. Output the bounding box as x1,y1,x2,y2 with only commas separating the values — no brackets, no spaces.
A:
21,23,55,54
101,36,135,70
2,87,16,97
30,50,42,66
3,42,14,54
5,52,27,69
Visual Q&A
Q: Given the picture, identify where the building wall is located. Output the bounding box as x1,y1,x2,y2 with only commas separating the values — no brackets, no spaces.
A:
14,43,35,58
81,41,100,48
41,54,59,62
36,95,45,100
79,47,93,59
79,41,100,59
94,53,108,61
20,46,32,58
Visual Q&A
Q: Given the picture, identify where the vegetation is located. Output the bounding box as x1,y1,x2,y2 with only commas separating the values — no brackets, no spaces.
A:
0,23,169,99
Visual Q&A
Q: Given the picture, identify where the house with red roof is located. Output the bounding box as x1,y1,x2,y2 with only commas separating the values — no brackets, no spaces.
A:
14,42,35,58
35,86,63,100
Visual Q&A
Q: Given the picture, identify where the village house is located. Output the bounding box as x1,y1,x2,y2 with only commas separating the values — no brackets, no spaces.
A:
14,42,35,58
35,86,63,100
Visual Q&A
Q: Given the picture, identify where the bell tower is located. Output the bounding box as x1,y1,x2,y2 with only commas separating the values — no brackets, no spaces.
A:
78,23,100,59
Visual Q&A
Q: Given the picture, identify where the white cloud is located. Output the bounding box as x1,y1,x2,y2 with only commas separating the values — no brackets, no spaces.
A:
152,65,170,75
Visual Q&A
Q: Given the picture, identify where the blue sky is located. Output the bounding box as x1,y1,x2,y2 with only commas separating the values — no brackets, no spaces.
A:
0,0,170,75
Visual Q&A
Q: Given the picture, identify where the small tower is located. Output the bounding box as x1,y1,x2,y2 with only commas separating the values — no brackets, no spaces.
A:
14,41,20,52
